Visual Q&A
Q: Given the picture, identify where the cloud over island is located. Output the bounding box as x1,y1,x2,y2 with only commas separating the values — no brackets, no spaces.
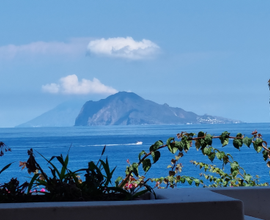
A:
87,37,160,60
0,37,159,61
42,74,118,95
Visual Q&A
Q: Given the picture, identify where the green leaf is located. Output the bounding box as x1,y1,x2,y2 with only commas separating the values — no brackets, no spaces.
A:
27,173,40,194
198,131,205,137
203,147,211,155
215,152,222,160
0,162,13,174
196,132,212,149
236,133,242,138
151,151,161,164
125,166,130,175
243,137,252,147
262,150,269,161
168,175,174,183
231,170,238,178
37,152,62,179
219,131,230,146
167,137,175,154
195,140,201,150
131,163,139,176
180,177,185,183
174,141,184,151
150,140,163,152
205,134,213,146
138,150,147,161
222,155,229,165
257,146,263,153
99,158,115,185
244,174,252,183
253,139,263,153
186,177,193,185
230,161,239,171
115,176,123,186
208,152,215,162
216,151,226,161
204,164,209,172
233,138,243,150
60,154,69,179
194,178,200,186
181,137,191,152
172,147,178,154
142,159,151,172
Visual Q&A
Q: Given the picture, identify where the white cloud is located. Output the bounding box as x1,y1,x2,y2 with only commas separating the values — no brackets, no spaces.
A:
42,83,60,94
42,74,118,95
0,38,90,60
0,37,159,60
87,37,160,60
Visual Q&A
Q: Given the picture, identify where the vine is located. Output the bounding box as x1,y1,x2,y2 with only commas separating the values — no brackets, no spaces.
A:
118,130,269,190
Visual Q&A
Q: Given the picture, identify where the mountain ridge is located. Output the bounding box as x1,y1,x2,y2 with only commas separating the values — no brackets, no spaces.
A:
75,91,241,126
17,100,86,127
17,92,241,127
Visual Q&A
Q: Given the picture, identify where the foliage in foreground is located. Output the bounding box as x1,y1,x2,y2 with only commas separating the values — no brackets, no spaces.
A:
0,130,270,202
2,146,151,202
117,130,269,189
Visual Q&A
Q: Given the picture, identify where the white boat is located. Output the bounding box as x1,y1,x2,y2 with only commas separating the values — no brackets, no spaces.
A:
136,141,143,145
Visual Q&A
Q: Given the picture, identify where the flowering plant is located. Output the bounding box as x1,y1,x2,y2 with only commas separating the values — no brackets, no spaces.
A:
0,130,270,203
18,146,152,201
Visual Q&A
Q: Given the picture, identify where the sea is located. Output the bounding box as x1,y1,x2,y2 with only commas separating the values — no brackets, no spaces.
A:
0,123,270,187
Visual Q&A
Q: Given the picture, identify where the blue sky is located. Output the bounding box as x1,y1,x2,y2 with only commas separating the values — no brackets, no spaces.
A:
0,0,269,127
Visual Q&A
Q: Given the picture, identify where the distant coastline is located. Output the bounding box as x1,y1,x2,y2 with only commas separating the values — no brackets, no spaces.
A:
17,92,242,127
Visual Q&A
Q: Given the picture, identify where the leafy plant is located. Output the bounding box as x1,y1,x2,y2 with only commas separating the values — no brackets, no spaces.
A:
22,148,82,201
118,130,269,190
21,146,140,201
0,178,28,203
1,130,270,203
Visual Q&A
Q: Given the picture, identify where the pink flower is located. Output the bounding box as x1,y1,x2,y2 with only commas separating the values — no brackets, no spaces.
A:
40,188,46,193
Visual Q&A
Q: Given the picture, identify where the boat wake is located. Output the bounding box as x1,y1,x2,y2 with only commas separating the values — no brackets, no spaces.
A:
81,141,143,147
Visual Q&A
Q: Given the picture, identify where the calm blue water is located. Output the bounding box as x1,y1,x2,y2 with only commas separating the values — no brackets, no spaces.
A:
0,123,270,187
